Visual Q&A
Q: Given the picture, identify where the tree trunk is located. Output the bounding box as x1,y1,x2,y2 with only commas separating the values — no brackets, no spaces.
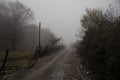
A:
12,39,16,50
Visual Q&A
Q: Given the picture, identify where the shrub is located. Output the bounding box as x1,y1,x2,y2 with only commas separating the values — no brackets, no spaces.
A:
77,8,120,80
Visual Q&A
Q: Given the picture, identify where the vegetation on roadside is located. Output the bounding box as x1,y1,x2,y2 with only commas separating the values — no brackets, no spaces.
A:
0,51,34,66
0,1,65,79
77,7,120,80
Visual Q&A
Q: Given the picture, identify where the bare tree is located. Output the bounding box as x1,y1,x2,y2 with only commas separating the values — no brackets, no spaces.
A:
0,0,34,50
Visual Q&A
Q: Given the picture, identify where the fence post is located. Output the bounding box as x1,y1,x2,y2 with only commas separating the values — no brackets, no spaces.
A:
1,49,9,71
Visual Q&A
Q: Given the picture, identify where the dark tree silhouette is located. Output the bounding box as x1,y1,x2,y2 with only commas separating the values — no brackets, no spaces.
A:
77,8,120,80
0,0,34,50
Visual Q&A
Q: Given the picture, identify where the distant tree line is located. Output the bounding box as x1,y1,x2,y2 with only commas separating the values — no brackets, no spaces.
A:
0,0,33,50
77,7,120,80
0,0,62,51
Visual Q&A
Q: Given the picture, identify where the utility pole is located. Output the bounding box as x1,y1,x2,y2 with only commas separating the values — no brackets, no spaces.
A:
38,22,41,57
39,22,41,50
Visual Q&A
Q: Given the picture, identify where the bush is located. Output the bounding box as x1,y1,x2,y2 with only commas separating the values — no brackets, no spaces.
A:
77,8,120,80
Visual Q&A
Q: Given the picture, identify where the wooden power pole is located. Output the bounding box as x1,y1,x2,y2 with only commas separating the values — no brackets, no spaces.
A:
39,22,41,49
38,22,41,57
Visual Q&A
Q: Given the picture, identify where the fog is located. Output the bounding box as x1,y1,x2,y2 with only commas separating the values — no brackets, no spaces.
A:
20,0,113,45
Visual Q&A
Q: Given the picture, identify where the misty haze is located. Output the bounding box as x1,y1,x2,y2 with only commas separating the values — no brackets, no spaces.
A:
0,0,120,80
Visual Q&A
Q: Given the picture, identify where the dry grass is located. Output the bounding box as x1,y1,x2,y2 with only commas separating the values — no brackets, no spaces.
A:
0,50,35,68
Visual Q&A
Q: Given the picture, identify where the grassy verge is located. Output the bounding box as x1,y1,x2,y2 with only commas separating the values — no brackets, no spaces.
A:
0,50,35,80
0,50,35,69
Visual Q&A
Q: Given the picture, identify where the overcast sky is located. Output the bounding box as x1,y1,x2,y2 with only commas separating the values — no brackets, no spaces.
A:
19,0,113,45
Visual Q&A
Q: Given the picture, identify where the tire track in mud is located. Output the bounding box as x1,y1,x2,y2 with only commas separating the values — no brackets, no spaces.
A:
23,48,84,80
23,49,67,80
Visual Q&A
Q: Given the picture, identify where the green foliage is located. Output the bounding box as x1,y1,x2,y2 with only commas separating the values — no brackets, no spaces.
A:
49,35,62,47
77,8,120,80
42,35,64,54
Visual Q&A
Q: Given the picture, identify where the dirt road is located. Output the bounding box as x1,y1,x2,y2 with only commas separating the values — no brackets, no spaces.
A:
22,48,88,80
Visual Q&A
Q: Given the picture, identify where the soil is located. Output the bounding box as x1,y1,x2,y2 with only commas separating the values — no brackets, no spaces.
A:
3,48,89,80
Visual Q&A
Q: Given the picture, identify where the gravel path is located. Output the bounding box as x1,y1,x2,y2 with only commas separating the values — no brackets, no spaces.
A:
15,48,89,80
23,50,66,80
